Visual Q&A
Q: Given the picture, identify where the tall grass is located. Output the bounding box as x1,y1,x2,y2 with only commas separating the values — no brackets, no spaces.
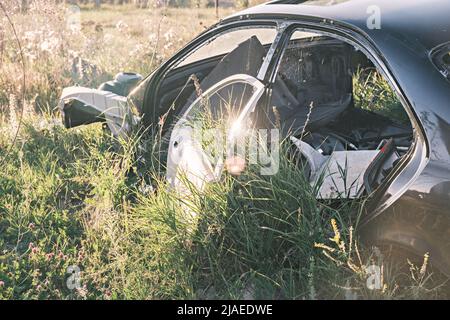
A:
1,106,447,299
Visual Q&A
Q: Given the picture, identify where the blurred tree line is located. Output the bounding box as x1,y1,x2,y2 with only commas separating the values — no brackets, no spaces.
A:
18,0,254,10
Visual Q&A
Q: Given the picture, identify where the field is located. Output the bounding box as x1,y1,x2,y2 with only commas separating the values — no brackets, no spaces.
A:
0,2,448,299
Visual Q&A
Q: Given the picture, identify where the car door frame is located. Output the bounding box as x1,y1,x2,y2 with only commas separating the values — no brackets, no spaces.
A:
253,18,429,223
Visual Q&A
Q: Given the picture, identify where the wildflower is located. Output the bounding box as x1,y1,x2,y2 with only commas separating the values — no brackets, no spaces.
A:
163,42,173,51
190,74,202,97
347,260,361,273
77,285,88,298
329,218,341,246
57,250,67,260
39,33,59,54
348,226,354,254
129,43,144,57
103,33,114,44
115,20,128,33
338,240,346,253
314,242,336,253
104,289,112,299
28,223,35,230
163,29,174,42
148,33,157,44
45,252,54,261
8,94,18,133
300,101,314,140
77,250,85,262
0,281,4,287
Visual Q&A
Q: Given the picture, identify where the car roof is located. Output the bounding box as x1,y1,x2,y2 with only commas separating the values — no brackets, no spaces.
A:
225,0,450,52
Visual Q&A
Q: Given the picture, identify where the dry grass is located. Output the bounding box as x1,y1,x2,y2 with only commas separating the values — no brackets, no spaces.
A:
0,2,233,116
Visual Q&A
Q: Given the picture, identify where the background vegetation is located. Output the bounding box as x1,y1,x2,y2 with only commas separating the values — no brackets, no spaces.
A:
0,0,448,299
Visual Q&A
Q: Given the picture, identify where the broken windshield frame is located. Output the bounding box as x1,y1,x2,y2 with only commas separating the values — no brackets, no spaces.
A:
177,27,278,68
138,20,285,127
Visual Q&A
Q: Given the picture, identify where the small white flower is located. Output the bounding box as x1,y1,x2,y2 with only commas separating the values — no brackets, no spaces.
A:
115,20,129,32
163,42,173,51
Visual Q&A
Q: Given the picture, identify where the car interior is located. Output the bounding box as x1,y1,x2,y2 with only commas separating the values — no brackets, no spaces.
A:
153,30,414,199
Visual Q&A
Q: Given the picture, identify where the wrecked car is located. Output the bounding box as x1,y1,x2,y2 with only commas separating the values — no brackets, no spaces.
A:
58,0,450,276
